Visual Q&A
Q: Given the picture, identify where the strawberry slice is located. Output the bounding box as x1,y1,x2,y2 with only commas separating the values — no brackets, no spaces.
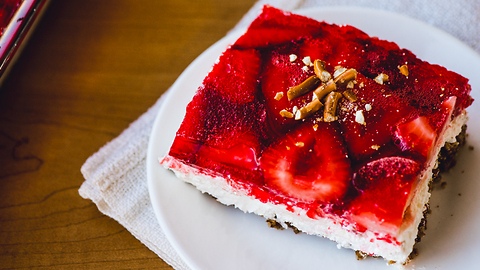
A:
233,6,324,49
170,46,264,173
173,47,262,147
197,131,261,171
394,96,457,160
429,96,456,131
348,157,422,234
203,48,261,104
260,47,316,135
191,93,267,179
337,74,417,162
259,120,351,203
394,116,436,158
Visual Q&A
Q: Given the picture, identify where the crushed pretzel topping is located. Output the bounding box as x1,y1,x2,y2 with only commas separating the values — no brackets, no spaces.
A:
374,73,389,85
398,64,409,77
295,99,323,120
280,59,368,123
320,71,332,83
287,75,321,101
342,89,357,102
314,59,326,70
279,109,294,118
355,110,365,125
334,68,358,86
314,60,331,82
333,66,347,79
313,124,318,131
365,103,372,111
313,79,337,100
295,142,305,147
302,56,314,66
274,92,284,101
289,54,297,62
346,81,355,89
292,106,298,114
324,92,342,122
370,145,380,150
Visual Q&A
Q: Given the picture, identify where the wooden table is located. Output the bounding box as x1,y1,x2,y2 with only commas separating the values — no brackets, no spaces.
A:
0,0,256,268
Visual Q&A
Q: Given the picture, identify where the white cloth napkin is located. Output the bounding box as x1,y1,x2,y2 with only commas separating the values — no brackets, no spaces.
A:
79,1,480,269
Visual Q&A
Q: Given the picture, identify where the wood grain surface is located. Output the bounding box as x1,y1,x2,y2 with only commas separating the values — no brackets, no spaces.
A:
0,0,257,268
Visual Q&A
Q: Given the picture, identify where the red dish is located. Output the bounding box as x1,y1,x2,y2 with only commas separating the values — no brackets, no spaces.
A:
0,0,49,79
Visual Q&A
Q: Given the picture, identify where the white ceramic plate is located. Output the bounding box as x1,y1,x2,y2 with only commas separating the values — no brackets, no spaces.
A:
147,6,480,270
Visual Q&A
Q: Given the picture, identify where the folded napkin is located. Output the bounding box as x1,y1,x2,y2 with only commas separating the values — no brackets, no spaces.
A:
79,1,480,269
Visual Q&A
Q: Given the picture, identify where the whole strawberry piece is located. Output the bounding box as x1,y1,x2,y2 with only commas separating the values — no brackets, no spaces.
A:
394,96,457,160
348,157,422,234
260,120,352,203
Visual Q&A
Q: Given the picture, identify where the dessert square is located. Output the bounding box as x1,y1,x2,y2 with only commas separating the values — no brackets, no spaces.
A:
160,6,473,266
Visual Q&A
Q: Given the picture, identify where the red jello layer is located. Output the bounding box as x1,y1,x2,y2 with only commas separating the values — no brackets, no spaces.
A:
167,6,473,235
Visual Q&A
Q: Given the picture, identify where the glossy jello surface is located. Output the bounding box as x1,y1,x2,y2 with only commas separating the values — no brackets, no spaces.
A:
168,6,473,235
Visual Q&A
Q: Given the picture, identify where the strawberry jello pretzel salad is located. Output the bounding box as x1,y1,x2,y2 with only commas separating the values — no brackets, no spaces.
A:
160,6,473,266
